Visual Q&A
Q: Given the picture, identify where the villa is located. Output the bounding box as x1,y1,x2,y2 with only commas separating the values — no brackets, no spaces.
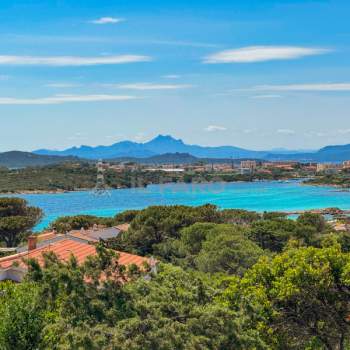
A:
0,225,153,282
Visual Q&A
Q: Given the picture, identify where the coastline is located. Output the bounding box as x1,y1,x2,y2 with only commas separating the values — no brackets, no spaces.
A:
302,181,350,190
0,177,304,195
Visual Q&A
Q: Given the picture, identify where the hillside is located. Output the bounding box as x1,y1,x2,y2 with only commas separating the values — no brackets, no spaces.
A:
109,152,260,165
0,151,82,168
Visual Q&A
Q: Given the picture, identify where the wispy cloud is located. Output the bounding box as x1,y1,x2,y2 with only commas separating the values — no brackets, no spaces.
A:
243,129,256,134
277,129,295,135
205,125,227,132
304,131,327,138
0,94,137,105
203,46,330,64
162,75,181,79
248,83,350,92
46,83,82,88
0,55,152,66
115,83,193,90
252,94,282,99
90,17,125,25
151,40,220,48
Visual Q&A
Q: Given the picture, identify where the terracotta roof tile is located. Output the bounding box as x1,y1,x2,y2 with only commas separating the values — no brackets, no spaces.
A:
0,238,150,270
68,231,99,242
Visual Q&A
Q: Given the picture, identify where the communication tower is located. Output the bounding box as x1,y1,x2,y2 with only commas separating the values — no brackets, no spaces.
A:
92,160,111,196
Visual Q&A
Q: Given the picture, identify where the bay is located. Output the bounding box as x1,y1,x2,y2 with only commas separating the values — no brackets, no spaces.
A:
5,180,350,231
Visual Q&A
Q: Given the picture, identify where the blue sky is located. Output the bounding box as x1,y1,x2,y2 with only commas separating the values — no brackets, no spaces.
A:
0,0,350,151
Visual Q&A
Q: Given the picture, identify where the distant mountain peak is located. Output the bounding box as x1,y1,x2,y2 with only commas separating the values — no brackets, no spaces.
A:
31,134,350,163
147,134,184,144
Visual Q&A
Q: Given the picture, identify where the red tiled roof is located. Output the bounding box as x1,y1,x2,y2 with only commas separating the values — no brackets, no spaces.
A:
68,231,99,242
0,238,150,270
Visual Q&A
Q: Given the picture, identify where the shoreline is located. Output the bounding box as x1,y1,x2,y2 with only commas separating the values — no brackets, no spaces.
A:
302,181,350,190
0,177,304,195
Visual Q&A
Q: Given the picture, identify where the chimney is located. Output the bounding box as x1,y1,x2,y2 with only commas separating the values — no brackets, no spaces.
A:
28,235,37,251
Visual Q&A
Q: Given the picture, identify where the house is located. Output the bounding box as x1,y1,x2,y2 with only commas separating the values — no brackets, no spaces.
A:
316,163,340,174
67,224,129,243
0,233,153,282
240,160,256,175
240,160,257,170
14,224,129,254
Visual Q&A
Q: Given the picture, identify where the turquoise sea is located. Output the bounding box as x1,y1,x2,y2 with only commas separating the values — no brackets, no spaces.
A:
6,180,350,231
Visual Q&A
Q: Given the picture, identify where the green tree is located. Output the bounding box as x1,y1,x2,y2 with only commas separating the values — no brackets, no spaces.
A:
222,244,350,349
112,205,221,256
0,281,44,350
179,223,264,275
0,197,42,247
25,244,138,349
114,210,140,224
194,225,264,275
249,219,297,252
297,212,327,232
50,214,114,233
220,209,261,225
111,264,252,350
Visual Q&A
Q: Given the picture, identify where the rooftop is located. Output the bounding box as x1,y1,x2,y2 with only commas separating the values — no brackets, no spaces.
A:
0,237,151,281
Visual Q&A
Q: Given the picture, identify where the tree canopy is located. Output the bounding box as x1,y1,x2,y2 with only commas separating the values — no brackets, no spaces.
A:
1,204,350,349
0,197,42,247
221,244,350,349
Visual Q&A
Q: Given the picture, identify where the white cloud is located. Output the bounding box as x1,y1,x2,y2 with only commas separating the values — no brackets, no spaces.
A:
150,40,219,48
0,55,152,66
304,131,327,138
205,125,227,132
277,129,296,135
116,83,192,90
203,46,330,64
0,94,137,105
162,75,181,79
90,17,124,24
250,83,350,92
252,94,282,99
46,83,82,88
243,129,256,134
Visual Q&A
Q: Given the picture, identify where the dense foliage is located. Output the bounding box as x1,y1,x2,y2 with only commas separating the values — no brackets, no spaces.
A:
0,197,42,247
2,204,350,349
0,163,170,193
50,215,115,233
305,171,350,188
221,244,350,349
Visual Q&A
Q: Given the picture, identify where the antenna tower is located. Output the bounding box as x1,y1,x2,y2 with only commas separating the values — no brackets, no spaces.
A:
92,159,111,196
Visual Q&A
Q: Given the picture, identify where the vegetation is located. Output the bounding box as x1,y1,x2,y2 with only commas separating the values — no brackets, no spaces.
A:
2,203,350,349
0,162,162,193
0,162,303,193
221,244,350,349
50,215,115,233
0,197,42,247
305,171,350,188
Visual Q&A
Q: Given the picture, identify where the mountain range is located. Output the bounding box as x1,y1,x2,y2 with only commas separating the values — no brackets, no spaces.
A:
1,135,350,169
34,135,312,160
